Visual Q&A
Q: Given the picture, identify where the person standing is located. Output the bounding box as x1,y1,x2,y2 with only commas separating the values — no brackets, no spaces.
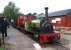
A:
0,18,8,37
0,17,5,44
3,18,9,37
0,17,9,45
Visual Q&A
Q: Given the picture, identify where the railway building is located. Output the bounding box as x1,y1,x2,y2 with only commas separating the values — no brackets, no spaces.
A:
48,9,71,30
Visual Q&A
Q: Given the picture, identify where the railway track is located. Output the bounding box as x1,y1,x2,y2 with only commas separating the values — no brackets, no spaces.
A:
52,42,70,50
40,42,70,50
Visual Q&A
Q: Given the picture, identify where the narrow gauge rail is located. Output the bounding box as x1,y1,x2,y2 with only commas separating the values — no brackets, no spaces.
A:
49,42,70,50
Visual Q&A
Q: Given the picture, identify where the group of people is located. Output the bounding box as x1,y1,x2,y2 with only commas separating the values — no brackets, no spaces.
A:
0,17,9,39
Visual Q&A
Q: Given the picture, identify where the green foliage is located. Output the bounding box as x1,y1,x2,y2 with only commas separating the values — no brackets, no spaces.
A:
0,48,5,50
3,2,21,22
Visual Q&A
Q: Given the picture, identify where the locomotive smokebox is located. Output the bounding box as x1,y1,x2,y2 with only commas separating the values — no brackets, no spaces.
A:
45,7,48,19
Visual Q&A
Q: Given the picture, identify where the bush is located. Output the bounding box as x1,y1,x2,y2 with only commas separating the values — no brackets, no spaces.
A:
0,48,5,50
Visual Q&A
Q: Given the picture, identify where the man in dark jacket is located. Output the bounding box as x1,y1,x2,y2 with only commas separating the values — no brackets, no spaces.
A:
0,17,9,37
3,19,9,37
0,17,5,41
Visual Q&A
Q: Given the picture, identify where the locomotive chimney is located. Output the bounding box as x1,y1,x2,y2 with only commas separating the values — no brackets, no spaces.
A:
45,7,48,19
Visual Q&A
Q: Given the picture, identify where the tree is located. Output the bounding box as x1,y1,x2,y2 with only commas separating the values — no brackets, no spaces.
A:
3,2,21,23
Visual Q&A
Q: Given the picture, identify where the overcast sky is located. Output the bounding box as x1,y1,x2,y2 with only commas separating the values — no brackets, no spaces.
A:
0,0,71,14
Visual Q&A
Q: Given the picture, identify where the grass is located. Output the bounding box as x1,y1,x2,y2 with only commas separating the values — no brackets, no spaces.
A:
0,48,5,50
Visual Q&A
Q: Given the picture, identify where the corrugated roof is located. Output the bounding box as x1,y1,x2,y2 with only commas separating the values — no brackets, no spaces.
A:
48,9,71,17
